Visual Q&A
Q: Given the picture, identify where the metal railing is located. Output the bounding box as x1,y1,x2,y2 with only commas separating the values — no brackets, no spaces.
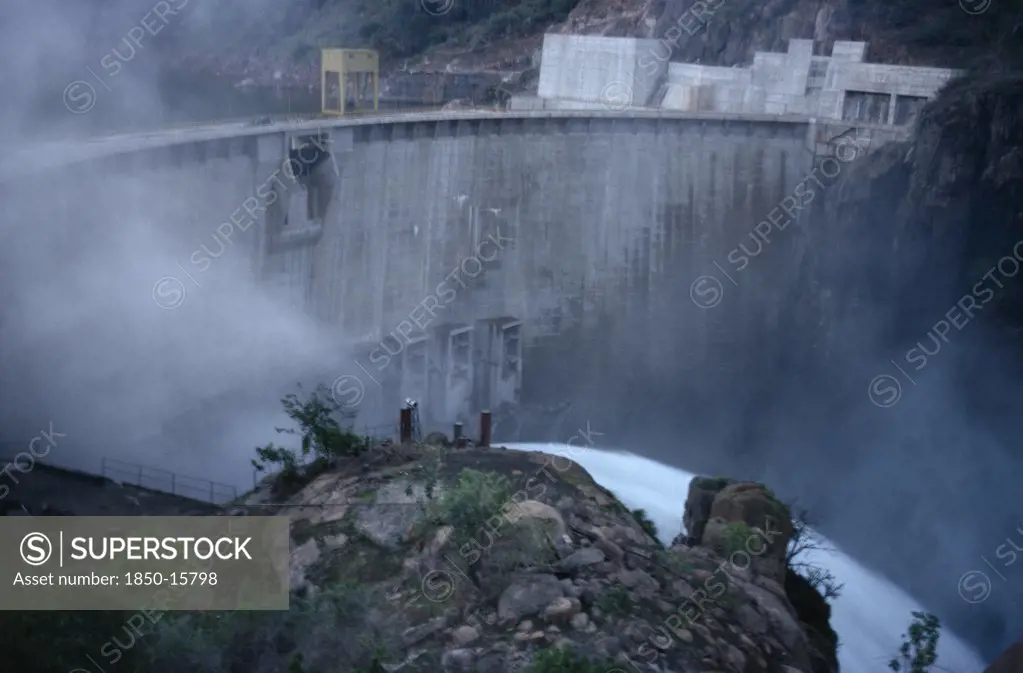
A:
67,103,511,143
0,449,237,505
100,457,236,505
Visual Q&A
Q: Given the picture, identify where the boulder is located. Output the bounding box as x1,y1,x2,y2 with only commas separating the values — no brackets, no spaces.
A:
542,596,581,622
556,547,606,573
699,481,794,581
682,476,736,543
451,625,479,646
289,538,320,592
505,500,566,535
497,574,565,622
441,648,475,672
424,431,451,447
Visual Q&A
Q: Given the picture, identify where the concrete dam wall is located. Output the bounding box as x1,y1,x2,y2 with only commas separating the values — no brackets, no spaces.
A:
313,114,813,434
0,112,839,449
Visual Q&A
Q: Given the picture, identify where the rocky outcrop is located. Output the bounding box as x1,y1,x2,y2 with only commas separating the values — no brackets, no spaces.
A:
216,444,839,673
681,475,735,545
4,435,842,673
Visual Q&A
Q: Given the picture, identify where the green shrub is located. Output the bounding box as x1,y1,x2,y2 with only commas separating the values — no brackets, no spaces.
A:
631,508,660,542
141,584,395,673
653,548,693,575
435,469,513,535
251,442,301,488
252,384,369,493
0,611,149,673
279,384,367,460
889,612,941,673
595,584,633,617
528,646,616,673
723,521,753,556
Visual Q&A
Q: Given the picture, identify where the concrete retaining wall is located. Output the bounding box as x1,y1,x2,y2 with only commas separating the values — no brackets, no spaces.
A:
538,34,669,109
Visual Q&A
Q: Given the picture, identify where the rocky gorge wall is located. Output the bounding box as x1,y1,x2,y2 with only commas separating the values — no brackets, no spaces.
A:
724,71,1023,661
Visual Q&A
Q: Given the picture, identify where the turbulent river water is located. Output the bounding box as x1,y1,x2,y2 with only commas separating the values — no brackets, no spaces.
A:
506,442,988,673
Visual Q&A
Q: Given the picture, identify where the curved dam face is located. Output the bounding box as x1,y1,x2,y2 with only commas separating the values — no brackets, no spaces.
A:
0,112,818,469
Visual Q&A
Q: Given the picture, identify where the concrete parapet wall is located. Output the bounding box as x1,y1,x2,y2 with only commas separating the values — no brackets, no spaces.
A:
510,96,616,111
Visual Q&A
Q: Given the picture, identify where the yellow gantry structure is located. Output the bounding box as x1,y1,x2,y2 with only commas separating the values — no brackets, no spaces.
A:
320,48,380,116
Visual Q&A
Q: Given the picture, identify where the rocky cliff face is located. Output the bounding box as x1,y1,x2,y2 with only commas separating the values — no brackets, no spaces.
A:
556,0,1021,67
135,443,837,673
764,70,1023,660
557,0,861,63
62,0,998,88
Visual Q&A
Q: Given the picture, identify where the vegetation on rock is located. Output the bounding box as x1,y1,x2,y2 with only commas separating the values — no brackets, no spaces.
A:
252,384,368,494
630,507,659,541
527,645,617,672
357,0,582,59
889,611,942,673
785,500,844,602
433,468,514,535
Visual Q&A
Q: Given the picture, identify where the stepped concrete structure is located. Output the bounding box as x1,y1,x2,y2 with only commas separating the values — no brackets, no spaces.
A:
0,101,909,438
518,34,957,127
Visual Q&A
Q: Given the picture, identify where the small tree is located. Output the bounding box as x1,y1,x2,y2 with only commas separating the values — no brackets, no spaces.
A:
251,442,302,488
278,383,366,461
889,611,941,673
785,500,844,601
252,384,367,490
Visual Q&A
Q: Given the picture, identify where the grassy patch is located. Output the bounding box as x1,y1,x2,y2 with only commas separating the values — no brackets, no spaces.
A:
432,469,513,536
528,646,617,673
139,583,398,673
652,548,694,575
595,584,634,618
723,521,754,557
310,534,406,586
695,476,733,491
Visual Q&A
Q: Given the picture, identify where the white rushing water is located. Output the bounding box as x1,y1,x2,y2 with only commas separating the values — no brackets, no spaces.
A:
506,442,987,673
